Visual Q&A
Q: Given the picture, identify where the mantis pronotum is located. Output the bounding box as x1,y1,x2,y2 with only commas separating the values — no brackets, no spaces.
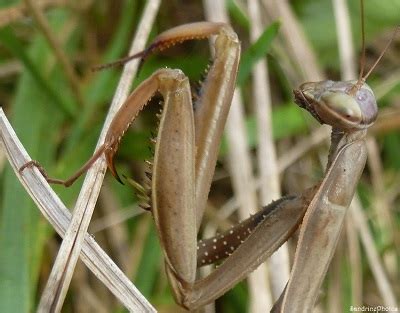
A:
18,4,397,312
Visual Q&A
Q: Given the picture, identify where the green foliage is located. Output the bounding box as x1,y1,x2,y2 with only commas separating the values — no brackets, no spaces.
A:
0,10,68,312
295,0,400,72
237,22,280,86
226,0,250,30
0,27,76,117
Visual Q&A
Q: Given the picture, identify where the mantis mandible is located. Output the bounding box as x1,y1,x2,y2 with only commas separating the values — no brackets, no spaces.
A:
19,11,397,313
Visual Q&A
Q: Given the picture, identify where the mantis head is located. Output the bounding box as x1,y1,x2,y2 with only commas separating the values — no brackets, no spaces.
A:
293,80,377,130
293,23,398,131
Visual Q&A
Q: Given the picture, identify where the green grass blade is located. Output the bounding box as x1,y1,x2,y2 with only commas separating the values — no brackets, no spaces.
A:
134,223,162,299
237,21,280,86
0,27,77,118
64,0,139,153
226,0,250,30
0,10,78,312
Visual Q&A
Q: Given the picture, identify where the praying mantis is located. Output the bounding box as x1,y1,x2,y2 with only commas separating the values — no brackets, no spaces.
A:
18,5,397,313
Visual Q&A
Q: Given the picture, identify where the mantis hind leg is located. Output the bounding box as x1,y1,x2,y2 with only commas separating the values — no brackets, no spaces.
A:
182,192,312,310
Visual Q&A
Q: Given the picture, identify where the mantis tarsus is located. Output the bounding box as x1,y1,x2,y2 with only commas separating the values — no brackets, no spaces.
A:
19,11,397,313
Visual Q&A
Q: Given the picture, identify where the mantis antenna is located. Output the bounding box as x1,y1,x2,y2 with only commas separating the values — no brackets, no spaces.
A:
349,0,400,95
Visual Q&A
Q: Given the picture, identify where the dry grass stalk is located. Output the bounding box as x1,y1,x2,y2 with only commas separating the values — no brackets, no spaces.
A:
203,0,273,311
0,108,155,312
333,0,397,307
350,198,398,307
247,0,290,300
36,0,161,309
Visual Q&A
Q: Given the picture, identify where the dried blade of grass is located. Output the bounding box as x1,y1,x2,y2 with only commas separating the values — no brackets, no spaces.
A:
350,198,398,307
370,107,400,135
261,0,324,82
248,0,280,204
261,0,331,177
71,263,106,313
0,125,5,171
248,0,289,300
203,1,273,311
332,0,356,80
36,1,160,312
0,60,21,78
367,136,396,238
96,185,133,272
277,125,330,173
73,283,109,313
366,138,398,270
345,215,362,306
236,22,280,86
90,205,143,234
333,1,397,307
373,68,400,99
0,108,155,312
327,250,343,313
129,215,152,281
229,86,273,313
261,0,330,170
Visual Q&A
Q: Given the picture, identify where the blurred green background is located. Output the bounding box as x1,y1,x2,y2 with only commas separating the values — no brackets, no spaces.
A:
0,0,399,312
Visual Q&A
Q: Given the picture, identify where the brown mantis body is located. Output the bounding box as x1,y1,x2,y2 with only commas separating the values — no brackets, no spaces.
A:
20,14,394,312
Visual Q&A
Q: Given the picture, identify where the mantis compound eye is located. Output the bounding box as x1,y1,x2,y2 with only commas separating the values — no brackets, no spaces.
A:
320,92,362,123
353,86,378,126
294,80,378,130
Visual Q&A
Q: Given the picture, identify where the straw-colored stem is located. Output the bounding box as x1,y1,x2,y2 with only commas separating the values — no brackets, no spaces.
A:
350,198,398,307
36,1,161,312
248,0,290,300
0,108,156,312
203,1,273,311
332,0,356,81
261,0,324,82
333,1,397,308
